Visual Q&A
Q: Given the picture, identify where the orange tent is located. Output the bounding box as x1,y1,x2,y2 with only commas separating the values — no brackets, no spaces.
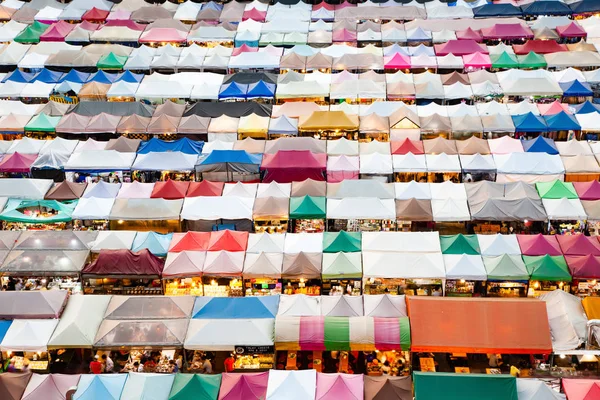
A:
407,297,552,354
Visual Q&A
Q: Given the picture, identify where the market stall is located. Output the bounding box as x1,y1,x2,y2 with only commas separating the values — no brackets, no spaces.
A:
289,196,327,234
0,373,32,400
440,234,485,297
253,196,289,234
321,231,362,296
243,233,285,297
215,373,269,400
109,198,183,233
523,255,572,297
0,199,76,230
181,196,254,232
364,376,412,400
196,149,262,183
71,375,127,400
282,233,323,296
0,319,59,373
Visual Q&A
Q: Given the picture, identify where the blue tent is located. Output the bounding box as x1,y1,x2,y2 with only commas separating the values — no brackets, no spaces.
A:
560,80,593,97
72,374,127,400
570,0,600,14
574,101,600,114
192,296,280,319
473,4,522,17
131,231,173,257
522,135,559,155
218,82,248,100
199,149,262,166
87,70,118,84
116,70,144,83
59,70,90,84
202,1,223,11
137,137,204,155
0,320,11,343
544,111,582,132
3,69,36,83
522,1,572,16
33,69,64,84
512,112,548,133
246,80,275,99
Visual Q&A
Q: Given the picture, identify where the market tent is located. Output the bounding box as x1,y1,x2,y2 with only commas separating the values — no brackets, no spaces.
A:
323,231,361,253
94,319,189,348
536,180,578,199
261,150,326,183
327,198,396,221
565,255,600,279
539,290,588,352
440,234,480,255
0,373,33,400
109,198,182,221
363,294,407,318
104,296,194,320
169,232,210,252
72,374,127,400
45,181,86,200
89,231,136,252
192,296,279,319
0,249,89,278
362,252,445,280
21,373,80,400
517,234,562,256
443,254,487,281
0,319,59,352
266,370,316,400
131,232,173,257
363,376,412,400
517,379,565,400
162,251,205,278
522,136,558,155
207,230,248,252
120,372,175,400
168,374,221,400
557,235,600,256
277,294,320,317
185,319,274,351
414,373,517,400
524,255,572,282
320,295,363,317
181,196,254,222
83,249,164,278
186,181,224,197
562,379,600,400
542,198,587,220
483,254,529,281
316,373,362,400
0,199,76,224
321,252,362,280
0,290,68,319
217,373,269,400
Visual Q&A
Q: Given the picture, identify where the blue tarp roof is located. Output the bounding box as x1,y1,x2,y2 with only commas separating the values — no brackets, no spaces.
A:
131,231,173,257
192,296,280,319
512,112,549,133
560,80,593,97
137,137,204,155
544,111,582,132
87,70,118,84
218,82,248,99
574,101,600,114
522,1,572,16
522,135,559,154
34,69,64,84
473,4,523,17
59,70,90,84
116,70,144,83
3,69,36,83
246,80,275,99
570,0,600,14
0,320,11,343
199,149,262,165
73,374,128,400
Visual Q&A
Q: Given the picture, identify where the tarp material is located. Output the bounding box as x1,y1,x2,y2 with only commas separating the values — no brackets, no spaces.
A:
0,373,33,400
0,290,68,319
562,379,600,400
168,374,221,400
322,231,361,253
414,373,518,400
440,234,480,255
261,150,326,183
82,249,164,278
192,296,279,319
517,234,562,256
217,373,268,400
524,255,572,282
315,373,362,400
364,376,412,400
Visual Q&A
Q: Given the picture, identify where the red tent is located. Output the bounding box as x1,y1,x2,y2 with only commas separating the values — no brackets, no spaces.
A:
151,180,190,200
169,231,210,252
481,24,534,40
186,181,224,197
83,249,165,278
556,22,587,38
261,150,327,183
40,21,75,42
0,152,37,173
517,234,562,256
463,52,492,69
455,28,483,42
384,53,411,70
562,379,600,400
574,181,600,200
513,40,568,55
207,229,249,252
391,138,424,155
333,29,357,42
557,235,600,256
434,40,488,56
242,8,266,22
565,255,600,279
82,7,110,22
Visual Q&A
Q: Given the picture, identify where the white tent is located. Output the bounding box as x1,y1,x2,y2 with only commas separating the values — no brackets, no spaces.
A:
539,290,588,352
477,234,521,256
222,182,258,198
266,370,316,400
181,196,254,220
363,294,407,318
40,137,78,155
556,140,593,157
284,233,323,254
257,182,291,199
6,137,47,154
0,179,53,200
48,294,111,348
277,294,320,316
443,254,487,280
393,153,427,173
65,151,136,172
184,319,274,350
1,319,59,352
132,152,197,172
320,295,363,317
203,251,245,276
425,153,461,173
327,198,396,220
243,252,283,278
120,373,175,400
321,252,362,281
542,198,588,220
362,252,446,279
494,153,565,183
72,197,115,220
117,182,155,199
394,181,431,200
326,138,359,156
430,181,467,199
362,232,441,252
89,231,136,252
163,251,205,278
517,379,565,400
460,154,496,171
246,233,286,254
431,198,471,221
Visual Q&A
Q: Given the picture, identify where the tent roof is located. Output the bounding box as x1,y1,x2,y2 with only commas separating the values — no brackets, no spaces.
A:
517,234,562,256
0,290,68,318
185,320,274,351
71,375,127,400
523,255,572,282
94,319,188,348
364,376,412,400
0,373,33,400
192,296,279,319
414,373,518,400
440,234,480,255
1,319,59,352
484,254,529,281
82,249,164,278
168,374,221,400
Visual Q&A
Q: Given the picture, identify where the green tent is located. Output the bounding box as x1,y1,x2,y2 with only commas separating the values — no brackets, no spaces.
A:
440,234,480,255
289,196,326,219
322,252,362,279
168,373,221,400
483,254,530,281
14,21,50,44
24,112,61,132
97,52,128,70
517,51,547,69
523,255,572,282
491,51,519,69
323,231,361,253
0,199,77,223
414,372,518,400
536,180,578,199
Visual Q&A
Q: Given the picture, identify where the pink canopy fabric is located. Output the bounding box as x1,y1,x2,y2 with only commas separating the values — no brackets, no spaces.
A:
488,136,524,154
218,372,269,400
517,234,562,256
40,21,75,42
513,40,568,55
327,155,359,183
78,21,100,31
481,23,534,40
538,101,571,116
107,10,132,21
574,181,600,200
463,52,491,69
316,373,364,400
261,150,327,183
139,28,187,43
556,22,587,38
242,8,266,22
335,1,356,10
562,379,600,400
384,53,411,70
333,29,357,42
105,19,146,31
565,255,600,279
82,7,110,22
0,152,37,173
314,3,334,11
434,40,488,56
455,28,483,42
21,373,81,400
557,235,600,256
232,44,258,56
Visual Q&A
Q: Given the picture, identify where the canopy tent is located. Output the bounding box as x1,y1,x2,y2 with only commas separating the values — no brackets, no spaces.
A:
120,373,175,400
440,234,480,255
562,379,600,400
93,319,189,348
0,373,34,400
131,232,173,257
517,234,562,256
315,373,362,400
192,296,278,319
266,370,316,400
83,249,164,279
168,374,221,400
483,254,529,281
0,319,59,352
217,373,269,400
414,373,517,400
539,290,588,352
72,374,127,400
21,374,81,400
0,199,76,224
477,234,521,256
523,255,572,282
108,198,182,221
261,150,326,183
0,290,68,319
184,319,274,351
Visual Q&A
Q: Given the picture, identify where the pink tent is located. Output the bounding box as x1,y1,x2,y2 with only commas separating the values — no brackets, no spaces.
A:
40,21,75,42
434,40,488,56
0,152,37,173
557,235,600,256
456,28,482,42
327,155,359,183
335,1,357,10
463,52,491,69
139,28,187,44
82,7,110,22
316,373,364,400
218,372,269,400
565,255,600,279
574,181,600,200
21,373,80,400
481,24,534,40
242,8,266,22
517,234,562,256
78,21,100,31
107,10,132,21
261,150,327,183
232,44,258,56
537,101,571,116
384,53,411,70
556,22,587,38
333,29,357,43
105,19,146,31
